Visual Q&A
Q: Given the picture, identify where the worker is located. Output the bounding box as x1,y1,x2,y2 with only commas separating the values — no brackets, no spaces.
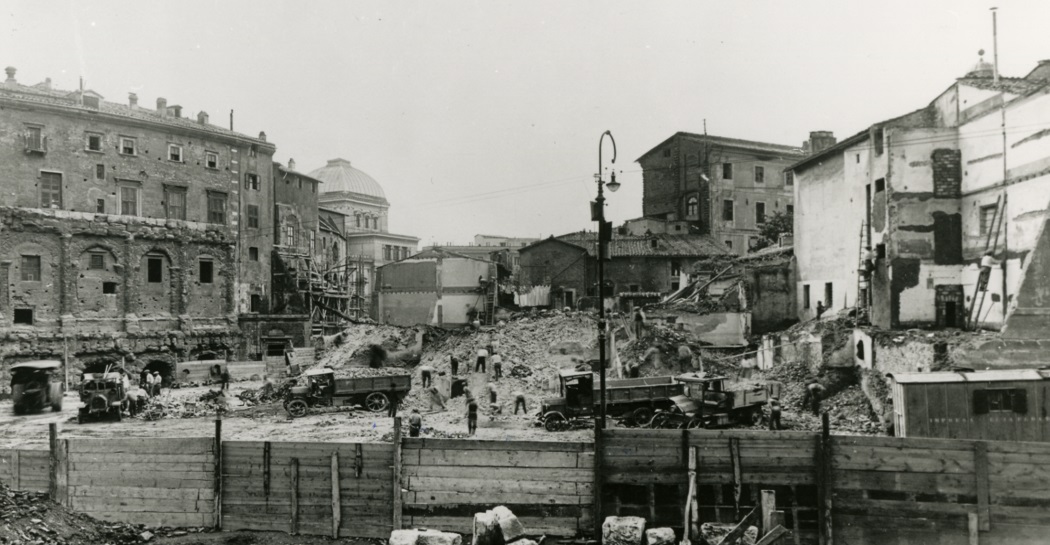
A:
467,398,479,435
260,375,275,399
408,409,423,437
151,370,163,397
487,381,497,405
449,354,459,377
476,345,488,373
513,391,527,415
491,335,501,355
139,369,149,390
977,251,999,292
419,363,434,388
815,301,826,320
489,402,503,415
677,344,693,370
627,359,642,379
643,345,662,368
632,307,646,339
768,397,782,431
144,370,155,398
492,353,503,380
218,365,230,391
805,380,826,416
388,394,399,418
426,384,446,412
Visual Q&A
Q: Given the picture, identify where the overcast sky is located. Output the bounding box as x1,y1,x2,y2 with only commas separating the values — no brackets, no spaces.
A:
4,1,1049,245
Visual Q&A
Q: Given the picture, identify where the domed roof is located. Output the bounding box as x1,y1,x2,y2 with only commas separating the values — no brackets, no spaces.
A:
309,158,387,202
966,51,995,78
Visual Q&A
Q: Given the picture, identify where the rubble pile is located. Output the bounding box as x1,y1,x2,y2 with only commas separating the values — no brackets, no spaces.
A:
0,481,209,545
315,324,422,369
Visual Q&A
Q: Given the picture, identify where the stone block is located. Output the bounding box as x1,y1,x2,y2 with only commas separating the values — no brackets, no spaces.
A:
603,516,646,545
417,529,462,545
389,529,420,545
645,528,675,545
471,510,501,545
492,505,526,543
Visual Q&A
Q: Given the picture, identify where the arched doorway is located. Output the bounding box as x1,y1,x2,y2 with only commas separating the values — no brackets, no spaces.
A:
143,360,174,387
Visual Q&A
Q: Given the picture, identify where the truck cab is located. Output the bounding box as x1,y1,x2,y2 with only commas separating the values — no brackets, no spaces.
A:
10,360,63,415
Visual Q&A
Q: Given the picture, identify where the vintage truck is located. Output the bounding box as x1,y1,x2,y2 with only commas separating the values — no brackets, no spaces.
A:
10,360,64,415
648,373,781,429
284,367,412,417
78,369,129,423
538,370,684,431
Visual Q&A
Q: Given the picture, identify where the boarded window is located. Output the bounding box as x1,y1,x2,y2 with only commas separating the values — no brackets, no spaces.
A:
21,255,41,281
120,186,139,216
89,253,105,270
87,133,102,151
95,164,105,180
247,205,259,228
933,213,963,264
784,171,794,186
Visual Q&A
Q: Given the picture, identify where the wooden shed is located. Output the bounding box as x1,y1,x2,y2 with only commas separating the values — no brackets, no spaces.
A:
890,369,1050,441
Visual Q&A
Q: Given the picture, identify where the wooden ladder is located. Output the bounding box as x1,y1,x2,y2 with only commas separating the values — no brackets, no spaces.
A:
854,222,870,325
967,194,1005,330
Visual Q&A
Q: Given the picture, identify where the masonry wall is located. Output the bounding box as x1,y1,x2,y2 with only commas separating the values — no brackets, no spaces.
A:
744,262,796,334
605,256,674,294
518,241,592,297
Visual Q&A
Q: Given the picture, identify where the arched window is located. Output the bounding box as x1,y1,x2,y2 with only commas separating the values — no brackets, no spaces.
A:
686,196,699,218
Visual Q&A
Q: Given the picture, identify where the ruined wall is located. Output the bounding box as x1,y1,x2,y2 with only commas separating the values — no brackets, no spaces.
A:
744,262,796,334
518,240,591,296
605,256,673,294
237,315,310,360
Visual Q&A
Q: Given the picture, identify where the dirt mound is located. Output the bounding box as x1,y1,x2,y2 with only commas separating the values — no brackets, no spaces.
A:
315,324,421,369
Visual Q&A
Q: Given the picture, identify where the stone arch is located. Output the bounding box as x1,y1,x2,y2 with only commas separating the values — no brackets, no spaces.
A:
138,248,175,316
143,360,174,386
75,244,123,318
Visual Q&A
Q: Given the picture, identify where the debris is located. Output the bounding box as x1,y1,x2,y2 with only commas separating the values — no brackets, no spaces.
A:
603,516,647,545
492,505,526,543
644,528,675,545
139,530,154,541
471,511,500,545
416,529,463,545
390,529,422,545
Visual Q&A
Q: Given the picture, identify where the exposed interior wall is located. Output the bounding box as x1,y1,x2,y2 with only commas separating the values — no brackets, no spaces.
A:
649,310,749,346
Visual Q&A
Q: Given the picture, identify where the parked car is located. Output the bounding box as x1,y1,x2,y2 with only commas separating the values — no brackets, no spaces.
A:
10,360,63,415
284,368,412,417
78,369,129,423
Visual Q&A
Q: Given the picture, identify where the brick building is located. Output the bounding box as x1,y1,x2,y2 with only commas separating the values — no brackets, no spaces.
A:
637,132,807,255
0,66,279,384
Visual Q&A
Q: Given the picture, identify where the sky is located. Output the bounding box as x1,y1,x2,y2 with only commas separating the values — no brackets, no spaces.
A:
3,0,1049,246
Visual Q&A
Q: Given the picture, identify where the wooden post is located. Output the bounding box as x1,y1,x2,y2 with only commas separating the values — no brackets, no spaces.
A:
790,486,801,545
594,422,604,542
392,417,403,531
968,512,980,545
690,446,699,539
729,437,742,519
355,443,363,478
290,458,299,535
760,490,776,536
684,441,697,544
715,506,758,545
48,423,58,501
214,418,223,529
11,450,20,491
974,441,990,531
331,452,341,538
820,413,833,545
770,511,786,535
263,441,271,497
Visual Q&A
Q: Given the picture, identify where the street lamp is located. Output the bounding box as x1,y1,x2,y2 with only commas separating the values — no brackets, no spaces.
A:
593,130,617,432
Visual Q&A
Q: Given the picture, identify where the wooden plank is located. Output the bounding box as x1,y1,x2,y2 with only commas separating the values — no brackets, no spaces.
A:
214,419,222,529
67,438,213,454
290,458,299,535
332,452,341,539
832,447,975,473
730,437,742,517
755,525,789,545
68,485,214,500
66,474,213,488
975,441,990,531
393,417,403,531
405,490,588,506
685,444,696,542
594,422,603,541
263,441,271,497
71,496,211,513
968,512,979,545
68,461,215,472
48,423,58,501
68,453,215,464
403,465,594,482
833,434,976,452
408,476,583,496
760,490,776,536
832,469,975,495
716,506,758,545
80,510,213,528
403,438,590,452
417,449,580,468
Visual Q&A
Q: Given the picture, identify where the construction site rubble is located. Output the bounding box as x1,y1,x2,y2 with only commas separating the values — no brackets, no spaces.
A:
602,516,646,545
644,527,675,545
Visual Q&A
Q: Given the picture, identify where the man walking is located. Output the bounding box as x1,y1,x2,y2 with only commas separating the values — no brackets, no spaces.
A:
476,345,488,373
218,365,231,391
633,307,646,339
768,397,782,431
467,398,479,435
449,354,459,377
419,363,434,388
513,390,527,415
492,353,503,380
487,381,497,405
408,409,423,438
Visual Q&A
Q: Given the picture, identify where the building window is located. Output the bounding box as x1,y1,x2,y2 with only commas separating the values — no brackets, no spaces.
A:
297,177,302,189
629,284,640,292
13,308,34,325
856,154,861,164
250,294,262,313
25,125,44,152
95,164,105,180
120,185,140,216
875,178,885,192
102,282,117,294
207,192,227,224
248,146,257,158
21,255,41,281
205,151,218,169
39,172,62,208
662,148,671,158
754,166,765,183
803,285,811,309
95,199,105,214
355,215,361,228
722,163,733,180
249,247,259,261
824,282,833,307
88,253,105,270
876,243,886,259
786,204,794,216
383,245,391,260
686,196,699,218
979,204,997,236
199,260,214,284
147,257,163,283
120,137,137,155
723,199,734,222
724,240,733,250
873,128,884,156
246,204,259,228
164,186,186,220
168,144,183,162
311,181,315,193
245,173,260,191
784,171,794,186
86,133,103,152
755,202,766,225
671,260,681,277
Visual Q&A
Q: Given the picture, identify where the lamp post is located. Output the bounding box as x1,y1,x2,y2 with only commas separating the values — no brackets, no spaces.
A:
594,131,619,431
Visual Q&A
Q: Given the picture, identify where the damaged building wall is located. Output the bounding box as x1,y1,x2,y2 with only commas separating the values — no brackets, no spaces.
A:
649,310,749,346
518,238,592,299
376,253,492,327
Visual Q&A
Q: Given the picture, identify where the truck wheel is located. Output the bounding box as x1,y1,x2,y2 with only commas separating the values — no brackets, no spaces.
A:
544,413,567,432
631,407,653,427
686,417,703,429
286,399,309,418
114,408,122,422
748,409,761,426
365,392,390,412
51,397,63,412
648,413,669,429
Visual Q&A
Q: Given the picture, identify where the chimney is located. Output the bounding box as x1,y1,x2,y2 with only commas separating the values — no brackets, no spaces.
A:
172,105,182,118
128,93,138,108
156,97,167,115
258,131,267,142
197,111,209,125
288,158,296,171
4,66,16,84
807,131,837,154
41,77,51,90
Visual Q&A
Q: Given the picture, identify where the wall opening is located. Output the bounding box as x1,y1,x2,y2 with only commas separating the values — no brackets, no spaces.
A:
144,360,174,386
935,285,965,329
13,308,34,325
102,281,117,294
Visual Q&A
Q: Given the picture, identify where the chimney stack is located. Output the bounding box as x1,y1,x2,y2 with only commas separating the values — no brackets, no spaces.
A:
4,66,16,84
258,131,267,142
172,105,182,118
156,97,167,115
41,77,51,90
288,158,296,171
197,111,209,125
128,93,138,108
806,131,837,154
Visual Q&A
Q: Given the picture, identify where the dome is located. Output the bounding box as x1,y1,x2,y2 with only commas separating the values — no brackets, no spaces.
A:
966,51,995,78
309,158,388,203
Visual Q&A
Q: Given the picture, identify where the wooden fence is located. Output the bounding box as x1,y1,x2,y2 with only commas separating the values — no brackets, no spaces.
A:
5,421,1050,544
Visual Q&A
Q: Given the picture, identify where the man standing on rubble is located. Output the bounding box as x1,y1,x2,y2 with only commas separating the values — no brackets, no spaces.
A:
491,352,503,380
768,397,782,430
476,345,488,373
513,390,527,415
633,307,646,339
677,344,693,371
804,379,826,416
426,384,446,412
449,354,459,377
419,362,434,388
467,397,479,435
151,370,163,397
408,409,423,437
487,381,498,405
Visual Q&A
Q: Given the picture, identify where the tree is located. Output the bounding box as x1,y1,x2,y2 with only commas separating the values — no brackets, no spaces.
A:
751,211,793,252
